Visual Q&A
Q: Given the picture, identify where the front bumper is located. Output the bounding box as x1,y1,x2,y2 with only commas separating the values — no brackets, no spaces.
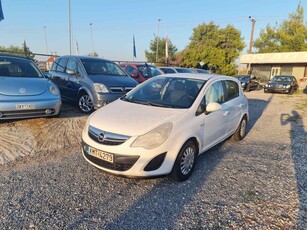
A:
0,97,61,120
264,87,290,93
92,93,125,109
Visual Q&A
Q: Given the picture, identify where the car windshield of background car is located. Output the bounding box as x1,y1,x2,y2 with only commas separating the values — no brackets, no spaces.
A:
0,58,42,78
121,77,205,109
138,65,162,78
81,59,127,76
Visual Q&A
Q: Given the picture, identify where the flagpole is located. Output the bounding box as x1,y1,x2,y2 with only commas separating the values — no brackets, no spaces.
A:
68,0,72,55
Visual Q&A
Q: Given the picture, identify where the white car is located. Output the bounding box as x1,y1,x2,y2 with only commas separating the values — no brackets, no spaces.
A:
82,73,249,181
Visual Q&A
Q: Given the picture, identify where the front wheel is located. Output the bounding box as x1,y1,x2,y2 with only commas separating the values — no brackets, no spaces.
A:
232,116,247,141
78,93,94,113
170,140,197,182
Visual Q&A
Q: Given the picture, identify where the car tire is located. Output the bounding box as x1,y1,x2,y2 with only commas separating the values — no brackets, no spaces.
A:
245,84,250,92
78,93,94,113
170,140,197,182
288,87,294,95
232,116,247,141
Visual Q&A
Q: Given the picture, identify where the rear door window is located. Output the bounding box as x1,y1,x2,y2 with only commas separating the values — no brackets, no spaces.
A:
224,80,239,101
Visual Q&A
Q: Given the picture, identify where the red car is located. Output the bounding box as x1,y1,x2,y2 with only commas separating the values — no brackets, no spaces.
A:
119,63,163,83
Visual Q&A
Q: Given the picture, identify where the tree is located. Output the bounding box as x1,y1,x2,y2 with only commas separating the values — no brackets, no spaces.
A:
180,22,245,75
88,52,99,57
0,42,34,59
254,2,307,52
145,37,177,65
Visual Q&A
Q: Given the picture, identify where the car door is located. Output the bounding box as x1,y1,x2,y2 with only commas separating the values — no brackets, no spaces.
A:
199,80,229,151
65,58,81,101
223,80,244,134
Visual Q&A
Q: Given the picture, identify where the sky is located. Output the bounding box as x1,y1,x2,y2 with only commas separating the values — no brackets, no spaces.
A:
0,0,306,61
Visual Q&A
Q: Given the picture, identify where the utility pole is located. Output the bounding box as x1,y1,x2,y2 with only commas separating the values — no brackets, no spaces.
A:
89,23,95,54
248,16,256,54
248,16,256,74
43,26,49,54
155,19,161,63
68,0,72,54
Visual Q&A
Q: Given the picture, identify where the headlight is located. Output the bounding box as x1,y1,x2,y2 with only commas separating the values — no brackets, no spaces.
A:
265,84,268,87
241,83,246,86
94,83,109,93
286,85,291,89
49,85,59,96
131,122,173,149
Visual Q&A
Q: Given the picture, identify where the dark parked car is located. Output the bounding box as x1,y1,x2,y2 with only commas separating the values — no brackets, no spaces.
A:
235,75,260,92
119,63,163,83
158,66,193,74
0,55,61,120
49,56,138,113
264,75,298,95
189,68,211,74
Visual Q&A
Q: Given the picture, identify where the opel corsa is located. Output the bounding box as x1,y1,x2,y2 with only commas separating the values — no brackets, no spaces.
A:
82,74,249,181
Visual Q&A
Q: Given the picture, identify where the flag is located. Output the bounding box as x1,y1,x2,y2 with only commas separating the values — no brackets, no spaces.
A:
165,31,169,59
0,0,4,21
133,35,137,58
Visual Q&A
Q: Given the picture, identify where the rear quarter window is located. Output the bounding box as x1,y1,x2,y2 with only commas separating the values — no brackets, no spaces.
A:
224,80,239,101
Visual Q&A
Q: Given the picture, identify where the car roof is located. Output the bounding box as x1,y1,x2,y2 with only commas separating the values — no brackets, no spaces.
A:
119,63,154,66
58,55,114,62
0,55,33,61
156,73,232,81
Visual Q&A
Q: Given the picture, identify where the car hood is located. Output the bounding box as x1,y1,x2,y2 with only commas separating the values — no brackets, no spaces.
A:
87,75,138,87
0,77,48,96
88,99,188,136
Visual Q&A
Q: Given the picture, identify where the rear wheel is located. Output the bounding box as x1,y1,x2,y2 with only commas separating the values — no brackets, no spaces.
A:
170,140,197,182
78,93,94,113
232,116,247,141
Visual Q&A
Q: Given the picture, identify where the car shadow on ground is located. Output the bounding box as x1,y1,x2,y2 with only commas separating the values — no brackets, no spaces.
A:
246,95,274,134
74,97,272,229
281,110,307,228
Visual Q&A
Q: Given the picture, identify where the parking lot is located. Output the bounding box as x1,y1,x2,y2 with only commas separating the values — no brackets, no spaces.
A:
0,91,306,229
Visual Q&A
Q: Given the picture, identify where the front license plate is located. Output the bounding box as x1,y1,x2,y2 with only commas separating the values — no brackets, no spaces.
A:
88,147,114,163
16,104,36,110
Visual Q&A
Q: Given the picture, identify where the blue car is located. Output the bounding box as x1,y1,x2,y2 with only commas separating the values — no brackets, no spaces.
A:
0,55,61,120
49,56,138,113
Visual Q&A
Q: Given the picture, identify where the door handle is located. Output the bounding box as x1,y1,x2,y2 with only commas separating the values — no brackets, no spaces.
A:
223,111,229,116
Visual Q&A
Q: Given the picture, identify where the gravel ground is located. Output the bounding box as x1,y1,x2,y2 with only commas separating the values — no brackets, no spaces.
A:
0,92,306,229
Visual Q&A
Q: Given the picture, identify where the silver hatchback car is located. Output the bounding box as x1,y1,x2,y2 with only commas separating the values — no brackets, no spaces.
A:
0,55,61,120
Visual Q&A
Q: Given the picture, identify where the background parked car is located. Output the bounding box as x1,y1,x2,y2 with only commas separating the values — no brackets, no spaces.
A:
189,68,211,74
158,66,193,74
82,73,249,181
264,75,298,95
49,55,138,113
119,63,163,83
235,74,260,92
0,55,61,120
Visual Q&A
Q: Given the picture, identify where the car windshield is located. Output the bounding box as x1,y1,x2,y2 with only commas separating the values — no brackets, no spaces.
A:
0,58,42,78
121,77,205,109
236,75,250,81
272,76,292,82
137,65,163,78
81,58,127,76
175,68,193,73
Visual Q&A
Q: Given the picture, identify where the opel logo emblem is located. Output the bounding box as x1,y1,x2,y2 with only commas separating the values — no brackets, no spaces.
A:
97,132,105,142
19,88,26,94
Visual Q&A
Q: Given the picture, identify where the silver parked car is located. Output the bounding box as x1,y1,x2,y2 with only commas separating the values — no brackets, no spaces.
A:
0,55,61,120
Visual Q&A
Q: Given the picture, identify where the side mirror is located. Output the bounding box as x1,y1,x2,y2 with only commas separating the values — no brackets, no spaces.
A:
130,71,139,78
206,102,222,114
66,69,76,75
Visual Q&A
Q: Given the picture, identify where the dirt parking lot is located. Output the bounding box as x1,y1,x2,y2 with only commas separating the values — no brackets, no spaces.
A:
0,91,306,229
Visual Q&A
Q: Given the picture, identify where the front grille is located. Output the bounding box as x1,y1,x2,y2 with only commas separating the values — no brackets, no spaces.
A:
88,125,130,145
0,109,55,119
109,86,134,93
83,145,139,171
